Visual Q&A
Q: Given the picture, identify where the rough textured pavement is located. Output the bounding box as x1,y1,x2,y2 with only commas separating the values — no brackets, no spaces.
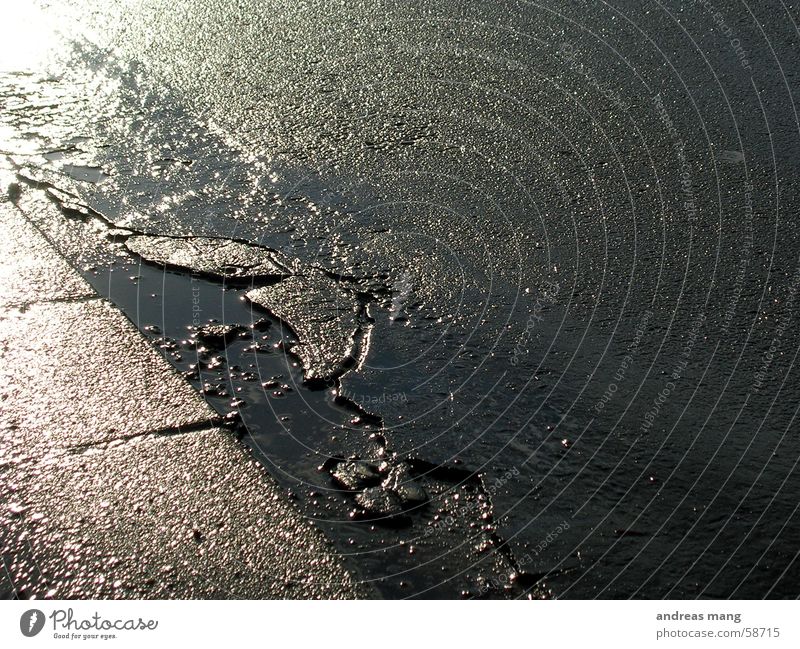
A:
0,180,363,599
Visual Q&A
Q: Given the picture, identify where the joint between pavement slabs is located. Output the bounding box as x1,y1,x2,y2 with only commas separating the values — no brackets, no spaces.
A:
61,418,228,456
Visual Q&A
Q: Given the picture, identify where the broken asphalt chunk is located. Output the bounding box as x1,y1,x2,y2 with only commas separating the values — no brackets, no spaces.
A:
246,271,365,383
124,235,291,281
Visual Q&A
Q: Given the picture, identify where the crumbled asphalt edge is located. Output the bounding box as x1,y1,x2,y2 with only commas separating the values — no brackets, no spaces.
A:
11,161,383,389
9,162,554,598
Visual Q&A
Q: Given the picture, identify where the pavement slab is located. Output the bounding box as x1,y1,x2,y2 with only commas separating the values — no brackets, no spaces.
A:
0,198,95,308
0,299,218,463
0,429,361,599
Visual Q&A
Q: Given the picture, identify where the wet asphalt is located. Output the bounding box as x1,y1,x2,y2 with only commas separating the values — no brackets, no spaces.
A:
1,0,799,598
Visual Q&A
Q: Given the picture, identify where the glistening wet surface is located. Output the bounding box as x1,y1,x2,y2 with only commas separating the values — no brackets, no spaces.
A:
1,0,799,598
86,259,542,598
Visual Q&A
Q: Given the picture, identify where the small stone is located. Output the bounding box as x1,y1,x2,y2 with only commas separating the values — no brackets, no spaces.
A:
355,487,403,517
7,182,22,202
330,460,382,490
194,324,245,347
382,464,428,504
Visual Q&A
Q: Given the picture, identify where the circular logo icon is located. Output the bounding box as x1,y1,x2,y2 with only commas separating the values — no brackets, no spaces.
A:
20,609,45,637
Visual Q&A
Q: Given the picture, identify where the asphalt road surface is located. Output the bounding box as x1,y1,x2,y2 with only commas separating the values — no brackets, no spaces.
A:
1,0,799,598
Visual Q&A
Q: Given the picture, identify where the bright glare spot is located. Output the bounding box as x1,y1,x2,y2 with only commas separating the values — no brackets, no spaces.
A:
0,2,56,72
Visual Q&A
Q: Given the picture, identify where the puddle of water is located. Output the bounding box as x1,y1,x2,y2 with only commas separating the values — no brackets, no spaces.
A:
87,259,528,598
62,164,109,183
